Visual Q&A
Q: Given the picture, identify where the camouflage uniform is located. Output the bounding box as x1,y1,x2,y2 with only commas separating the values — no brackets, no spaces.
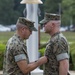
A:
3,17,37,75
3,34,30,75
40,13,69,75
44,32,69,75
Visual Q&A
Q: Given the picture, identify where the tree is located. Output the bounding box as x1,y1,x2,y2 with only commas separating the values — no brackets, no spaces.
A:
0,0,24,25
39,0,62,24
44,0,62,14
62,0,75,26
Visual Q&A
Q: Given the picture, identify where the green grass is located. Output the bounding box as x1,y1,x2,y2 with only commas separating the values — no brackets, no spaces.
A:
40,31,75,43
63,31,75,42
0,31,14,44
1,31,74,44
0,31,75,43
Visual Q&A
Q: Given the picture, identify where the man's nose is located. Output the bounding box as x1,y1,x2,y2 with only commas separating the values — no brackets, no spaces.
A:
30,31,32,34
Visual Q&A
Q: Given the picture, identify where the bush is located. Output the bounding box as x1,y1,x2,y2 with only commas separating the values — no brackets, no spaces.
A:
39,48,45,56
0,44,6,70
70,43,75,70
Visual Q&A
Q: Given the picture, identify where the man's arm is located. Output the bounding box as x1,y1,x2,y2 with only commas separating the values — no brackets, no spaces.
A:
59,59,69,75
17,56,47,74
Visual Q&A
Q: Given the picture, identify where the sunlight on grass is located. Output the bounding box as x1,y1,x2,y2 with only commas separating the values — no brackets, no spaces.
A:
0,31,75,43
0,31,14,43
40,31,75,43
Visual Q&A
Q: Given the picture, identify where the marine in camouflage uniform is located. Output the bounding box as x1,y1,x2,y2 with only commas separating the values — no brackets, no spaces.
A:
3,34,30,75
3,17,37,75
44,32,69,75
40,13,69,75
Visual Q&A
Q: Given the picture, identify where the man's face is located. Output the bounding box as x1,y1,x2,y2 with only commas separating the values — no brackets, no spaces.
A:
44,21,53,33
22,26,32,39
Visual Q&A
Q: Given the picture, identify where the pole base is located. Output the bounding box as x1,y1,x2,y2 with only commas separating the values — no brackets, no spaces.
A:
31,68,43,75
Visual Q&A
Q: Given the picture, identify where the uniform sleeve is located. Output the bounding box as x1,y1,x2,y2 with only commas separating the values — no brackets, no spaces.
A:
14,54,26,62
12,44,27,62
54,38,69,61
45,42,52,58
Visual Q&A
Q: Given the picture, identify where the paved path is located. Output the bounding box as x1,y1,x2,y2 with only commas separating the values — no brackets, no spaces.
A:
0,71,2,75
0,71,75,75
70,71,75,75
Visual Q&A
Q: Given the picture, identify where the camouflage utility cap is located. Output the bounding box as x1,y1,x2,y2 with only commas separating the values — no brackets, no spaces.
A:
40,13,60,24
17,17,37,31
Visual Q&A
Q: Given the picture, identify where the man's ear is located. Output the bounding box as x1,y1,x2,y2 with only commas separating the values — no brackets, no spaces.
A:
21,27,25,33
52,22,54,25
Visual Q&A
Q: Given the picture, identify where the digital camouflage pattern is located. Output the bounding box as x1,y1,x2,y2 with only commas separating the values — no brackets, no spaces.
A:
40,13,60,24
44,32,69,75
17,17,37,31
3,34,30,75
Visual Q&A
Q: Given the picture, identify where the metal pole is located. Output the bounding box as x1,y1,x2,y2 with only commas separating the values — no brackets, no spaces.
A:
26,4,38,62
26,4,43,75
26,4,34,62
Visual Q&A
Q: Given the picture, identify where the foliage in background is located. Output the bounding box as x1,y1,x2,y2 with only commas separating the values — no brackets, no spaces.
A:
0,44,6,70
0,0,24,25
44,0,61,13
0,0,75,26
62,0,75,25
0,31,14,70
0,32,14,44
40,31,75,42
70,42,75,70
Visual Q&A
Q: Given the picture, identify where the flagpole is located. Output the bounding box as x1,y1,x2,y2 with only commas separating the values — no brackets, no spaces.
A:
26,4,43,75
20,0,43,75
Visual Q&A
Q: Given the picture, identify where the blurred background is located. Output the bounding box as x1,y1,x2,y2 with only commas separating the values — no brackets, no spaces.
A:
0,0,75,72
0,0,75,31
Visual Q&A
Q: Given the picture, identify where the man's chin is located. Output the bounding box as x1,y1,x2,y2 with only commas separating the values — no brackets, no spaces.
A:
45,31,49,34
24,37,29,40
44,31,48,33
